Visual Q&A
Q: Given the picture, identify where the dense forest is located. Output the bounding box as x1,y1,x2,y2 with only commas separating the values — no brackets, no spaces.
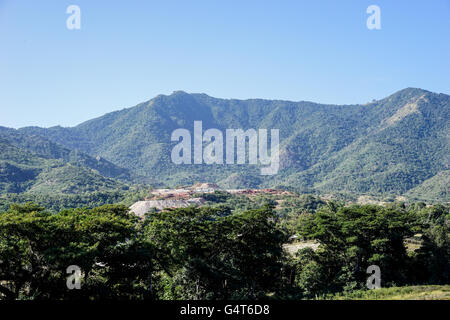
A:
1,88,449,202
0,195,448,300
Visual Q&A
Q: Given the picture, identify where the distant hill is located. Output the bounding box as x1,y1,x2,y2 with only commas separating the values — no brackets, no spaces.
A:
0,130,128,195
0,126,131,180
4,87,449,201
405,170,449,201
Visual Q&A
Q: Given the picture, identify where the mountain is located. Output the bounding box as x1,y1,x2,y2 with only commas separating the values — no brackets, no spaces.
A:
0,126,131,180
0,128,129,194
7,87,450,201
405,170,449,201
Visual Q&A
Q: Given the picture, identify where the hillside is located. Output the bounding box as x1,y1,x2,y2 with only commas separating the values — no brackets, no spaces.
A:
0,137,127,195
27,163,127,195
0,127,131,180
6,87,450,201
405,170,450,201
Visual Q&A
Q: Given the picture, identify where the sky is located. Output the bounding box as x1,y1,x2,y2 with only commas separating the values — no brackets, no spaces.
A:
0,0,449,128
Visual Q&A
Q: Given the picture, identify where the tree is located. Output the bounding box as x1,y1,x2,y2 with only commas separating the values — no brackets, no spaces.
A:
0,203,154,300
145,205,287,299
297,205,417,295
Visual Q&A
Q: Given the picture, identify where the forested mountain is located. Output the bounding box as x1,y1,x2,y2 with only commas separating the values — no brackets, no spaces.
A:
405,170,450,201
0,128,129,195
0,127,131,180
2,87,448,201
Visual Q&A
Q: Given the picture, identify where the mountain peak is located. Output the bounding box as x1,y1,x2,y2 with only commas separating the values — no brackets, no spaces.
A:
390,87,431,98
170,90,189,96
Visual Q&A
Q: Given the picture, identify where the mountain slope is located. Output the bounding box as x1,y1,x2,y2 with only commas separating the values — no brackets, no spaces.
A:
405,170,450,201
287,91,449,195
28,163,128,195
0,137,127,195
0,127,131,180
15,88,450,200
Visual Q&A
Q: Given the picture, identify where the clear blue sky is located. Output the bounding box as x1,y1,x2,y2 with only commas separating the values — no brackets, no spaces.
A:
1,0,449,128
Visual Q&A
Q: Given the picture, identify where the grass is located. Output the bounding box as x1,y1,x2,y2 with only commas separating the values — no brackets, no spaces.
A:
318,285,450,300
283,241,320,255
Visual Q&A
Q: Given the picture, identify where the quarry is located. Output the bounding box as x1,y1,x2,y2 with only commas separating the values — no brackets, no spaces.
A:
129,182,292,217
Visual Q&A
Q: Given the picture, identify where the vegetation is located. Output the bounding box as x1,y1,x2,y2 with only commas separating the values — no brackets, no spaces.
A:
10,87,449,201
0,87,448,300
0,200,448,300
0,185,152,213
0,133,130,197
317,285,450,300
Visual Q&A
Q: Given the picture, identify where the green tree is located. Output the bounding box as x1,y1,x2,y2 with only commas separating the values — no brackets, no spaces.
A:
0,203,154,300
145,205,287,299
297,205,417,295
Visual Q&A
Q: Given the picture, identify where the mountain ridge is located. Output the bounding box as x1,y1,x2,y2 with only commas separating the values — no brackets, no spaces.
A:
2,87,448,201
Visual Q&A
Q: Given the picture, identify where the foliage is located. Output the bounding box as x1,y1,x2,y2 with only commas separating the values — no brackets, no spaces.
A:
145,205,287,299
12,88,450,201
0,203,152,300
316,285,450,300
290,204,448,297
0,199,448,300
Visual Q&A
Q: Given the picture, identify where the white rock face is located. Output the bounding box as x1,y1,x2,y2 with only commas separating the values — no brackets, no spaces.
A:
191,183,220,193
129,198,205,218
